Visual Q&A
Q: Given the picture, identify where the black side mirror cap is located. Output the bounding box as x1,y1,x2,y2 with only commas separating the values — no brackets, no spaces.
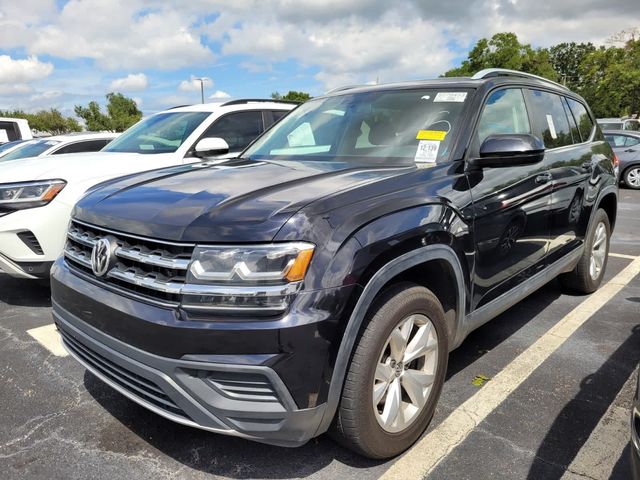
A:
470,134,545,168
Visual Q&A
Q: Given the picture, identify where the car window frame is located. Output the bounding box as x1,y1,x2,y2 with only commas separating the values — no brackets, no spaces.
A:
186,109,267,157
523,88,576,150
565,97,596,145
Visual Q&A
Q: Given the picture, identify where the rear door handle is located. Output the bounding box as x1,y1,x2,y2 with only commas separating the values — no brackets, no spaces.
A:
535,172,552,184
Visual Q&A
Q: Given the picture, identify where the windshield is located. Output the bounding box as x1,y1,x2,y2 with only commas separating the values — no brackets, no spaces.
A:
243,88,471,164
0,139,60,161
103,112,211,154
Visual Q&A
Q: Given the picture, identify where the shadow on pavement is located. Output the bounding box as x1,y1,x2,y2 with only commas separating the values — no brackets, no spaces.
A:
84,371,382,479
447,280,562,379
526,325,640,480
0,274,51,307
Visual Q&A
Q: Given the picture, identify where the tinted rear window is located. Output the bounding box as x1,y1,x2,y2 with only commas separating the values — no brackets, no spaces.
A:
527,90,572,148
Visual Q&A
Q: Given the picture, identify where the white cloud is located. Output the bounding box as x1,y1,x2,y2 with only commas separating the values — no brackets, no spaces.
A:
26,0,214,70
209,90,231,99
0,55,53,84
110,73,148,92
30,90,63,101
179,75,213,92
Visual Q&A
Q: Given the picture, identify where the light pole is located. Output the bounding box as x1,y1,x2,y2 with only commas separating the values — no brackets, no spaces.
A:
194,77,208,104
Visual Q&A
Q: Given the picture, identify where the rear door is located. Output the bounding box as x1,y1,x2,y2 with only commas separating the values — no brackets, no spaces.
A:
524,90,594,263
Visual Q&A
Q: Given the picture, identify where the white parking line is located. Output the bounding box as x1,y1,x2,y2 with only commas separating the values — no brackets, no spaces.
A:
609,252,638,260
26,323,68,357
559,368,638,480
381,255,640,480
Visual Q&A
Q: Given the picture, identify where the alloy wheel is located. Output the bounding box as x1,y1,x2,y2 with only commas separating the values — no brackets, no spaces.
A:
627,168,640,188
373,314,439,433
589,221,607,280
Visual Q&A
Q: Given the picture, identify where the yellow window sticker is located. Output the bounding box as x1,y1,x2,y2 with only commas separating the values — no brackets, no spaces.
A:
416,130,447,141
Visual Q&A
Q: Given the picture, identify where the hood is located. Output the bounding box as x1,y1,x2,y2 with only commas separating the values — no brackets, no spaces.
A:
0,151,176,184
74,158,406,242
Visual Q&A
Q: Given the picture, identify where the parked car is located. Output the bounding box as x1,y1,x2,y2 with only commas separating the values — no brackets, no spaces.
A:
604,130,640,189
598,117,640,131
51,69,617,459
0,132,118,162
0,117,33,143
0,99,296,279
633,368,640,480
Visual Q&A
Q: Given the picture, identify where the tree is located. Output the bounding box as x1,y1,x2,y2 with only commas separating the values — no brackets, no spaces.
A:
0,108,81,135
271,90,312,102
74,92,142,132
444,32,557,80
548,42,596,90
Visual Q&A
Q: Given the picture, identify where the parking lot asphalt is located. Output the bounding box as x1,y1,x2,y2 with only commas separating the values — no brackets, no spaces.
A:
1,189,639,480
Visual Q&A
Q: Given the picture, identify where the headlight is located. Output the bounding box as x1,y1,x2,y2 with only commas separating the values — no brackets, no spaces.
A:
0,180,66,210
182,242,315,314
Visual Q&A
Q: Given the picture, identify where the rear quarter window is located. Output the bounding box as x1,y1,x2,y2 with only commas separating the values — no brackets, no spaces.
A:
566,98,594,142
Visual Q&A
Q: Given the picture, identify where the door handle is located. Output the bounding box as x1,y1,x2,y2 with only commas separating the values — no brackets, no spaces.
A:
535,172,552,184
625,148,636,153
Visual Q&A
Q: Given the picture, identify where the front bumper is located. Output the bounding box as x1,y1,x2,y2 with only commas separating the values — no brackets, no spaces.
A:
0,200,72,278
51,258,357,446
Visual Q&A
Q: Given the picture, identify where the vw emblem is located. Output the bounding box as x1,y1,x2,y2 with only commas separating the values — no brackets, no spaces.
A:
91,237,116,277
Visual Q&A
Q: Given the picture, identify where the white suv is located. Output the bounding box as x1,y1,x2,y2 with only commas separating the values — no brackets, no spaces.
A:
0,100,296,279
0,132,118,162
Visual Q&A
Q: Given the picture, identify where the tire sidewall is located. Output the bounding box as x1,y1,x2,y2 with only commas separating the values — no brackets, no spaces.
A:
345,284,449,459
624,166,640,190
584,209,611,291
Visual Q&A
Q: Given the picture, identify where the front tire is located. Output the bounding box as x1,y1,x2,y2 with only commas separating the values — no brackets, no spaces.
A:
330,283,448,459
560,208,610,294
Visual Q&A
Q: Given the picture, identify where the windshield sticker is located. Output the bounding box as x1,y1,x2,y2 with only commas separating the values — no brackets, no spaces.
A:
417,130,447,141
546,114,558,139
415,140,440,163
434,92,467,103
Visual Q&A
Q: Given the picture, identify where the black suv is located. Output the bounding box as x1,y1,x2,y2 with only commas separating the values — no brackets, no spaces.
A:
51,69,617,459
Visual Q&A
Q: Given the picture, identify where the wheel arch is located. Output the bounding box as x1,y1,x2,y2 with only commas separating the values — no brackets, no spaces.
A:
314,243,466,436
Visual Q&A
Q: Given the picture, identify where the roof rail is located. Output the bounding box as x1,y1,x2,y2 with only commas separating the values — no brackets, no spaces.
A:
220,98,301,107
167,104,193,110
471,68,569,91
324,84,368,95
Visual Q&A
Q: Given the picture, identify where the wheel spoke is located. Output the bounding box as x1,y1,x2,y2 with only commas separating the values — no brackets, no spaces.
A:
388,328,407,360
373,381,389,406
401,370,434,408
403,323,437,364
381,378,402,427
375,362,393,383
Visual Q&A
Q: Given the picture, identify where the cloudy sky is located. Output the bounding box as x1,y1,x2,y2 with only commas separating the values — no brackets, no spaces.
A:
0,0,637,115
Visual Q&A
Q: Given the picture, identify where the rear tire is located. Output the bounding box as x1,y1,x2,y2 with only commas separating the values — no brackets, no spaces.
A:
560,208,610,294
330,282,448,459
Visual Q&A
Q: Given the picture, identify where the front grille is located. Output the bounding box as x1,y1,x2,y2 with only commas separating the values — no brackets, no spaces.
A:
59,327,190,420
17,230,44,255
64,220,194,305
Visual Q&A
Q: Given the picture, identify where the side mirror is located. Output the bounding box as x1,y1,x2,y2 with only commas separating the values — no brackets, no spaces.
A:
471,134,545,168
194,137,230,157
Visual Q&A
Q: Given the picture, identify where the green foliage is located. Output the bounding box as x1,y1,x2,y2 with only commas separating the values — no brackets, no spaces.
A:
74,92,142,132
445,31,640,118
271,90,312,102
444,33,557,80
0,108,81,135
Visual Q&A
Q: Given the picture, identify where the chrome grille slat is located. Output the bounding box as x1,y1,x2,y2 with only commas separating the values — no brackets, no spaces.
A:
64,220,193,304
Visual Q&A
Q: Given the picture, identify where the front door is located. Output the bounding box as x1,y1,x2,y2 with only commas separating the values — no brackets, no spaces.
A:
467,87,552,309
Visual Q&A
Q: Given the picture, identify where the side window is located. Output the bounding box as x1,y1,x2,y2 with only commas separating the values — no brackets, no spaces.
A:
626,136,640,147
625,120,640,131
527,90,572,149
562,98,580,143
605,135,628,148
271,110,289,123
53,139,112,155
0,121,20,141
566,98,594,142
477,88,530,146
201,111,264,151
